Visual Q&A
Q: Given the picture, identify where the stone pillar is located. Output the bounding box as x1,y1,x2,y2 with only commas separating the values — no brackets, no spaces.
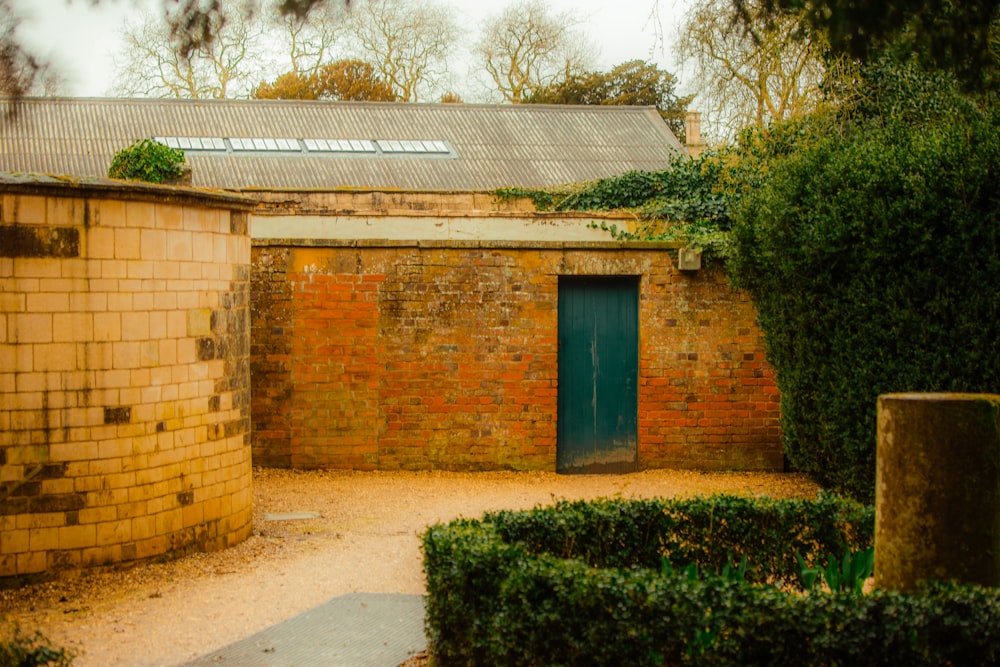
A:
875,393,1000,591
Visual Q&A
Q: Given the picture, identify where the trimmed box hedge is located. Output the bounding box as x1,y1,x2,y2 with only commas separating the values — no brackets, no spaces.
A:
422,494,1000,666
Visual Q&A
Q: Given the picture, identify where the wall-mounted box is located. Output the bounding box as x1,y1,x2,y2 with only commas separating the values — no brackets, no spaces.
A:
678,248,702,271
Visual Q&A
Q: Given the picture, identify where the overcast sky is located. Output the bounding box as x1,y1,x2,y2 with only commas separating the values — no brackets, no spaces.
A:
15,0,693,98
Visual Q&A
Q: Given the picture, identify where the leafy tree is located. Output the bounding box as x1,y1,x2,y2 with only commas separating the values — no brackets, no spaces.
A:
747,0,1000,89
348,0,459,102
527,60,693,140
475,0,595,103
253,71,313,100
254,59,397,100
726,61,1000,502
675,0,832,139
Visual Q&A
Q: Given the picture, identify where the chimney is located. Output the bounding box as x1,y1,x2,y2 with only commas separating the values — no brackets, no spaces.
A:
685,111,706,158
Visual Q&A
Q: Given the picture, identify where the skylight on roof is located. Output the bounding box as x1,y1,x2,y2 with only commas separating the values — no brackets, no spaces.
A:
155,136,226,151
230,137,300,152
303,139,376,153
376,140,449,154
151,136,456,158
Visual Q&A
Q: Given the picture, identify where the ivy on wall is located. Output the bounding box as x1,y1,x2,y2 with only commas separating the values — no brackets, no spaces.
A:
493,154,733,258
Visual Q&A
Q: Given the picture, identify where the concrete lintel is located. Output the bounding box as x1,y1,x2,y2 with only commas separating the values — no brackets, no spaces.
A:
254,238,684,251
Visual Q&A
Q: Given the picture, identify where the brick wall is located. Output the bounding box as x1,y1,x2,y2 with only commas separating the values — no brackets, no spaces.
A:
249,246,293,467
0,178,254,581
251,240,782,471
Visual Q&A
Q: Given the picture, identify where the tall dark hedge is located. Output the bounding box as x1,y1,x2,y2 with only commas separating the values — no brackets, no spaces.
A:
728,62,1000,503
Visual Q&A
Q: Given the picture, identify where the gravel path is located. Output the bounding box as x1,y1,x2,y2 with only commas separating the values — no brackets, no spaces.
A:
1,468,821,666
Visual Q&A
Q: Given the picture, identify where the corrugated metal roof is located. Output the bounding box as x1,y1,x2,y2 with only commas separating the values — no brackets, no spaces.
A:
0,98,683,191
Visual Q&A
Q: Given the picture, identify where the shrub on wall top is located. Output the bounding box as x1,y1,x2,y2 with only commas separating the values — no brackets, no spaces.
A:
107,138,186,184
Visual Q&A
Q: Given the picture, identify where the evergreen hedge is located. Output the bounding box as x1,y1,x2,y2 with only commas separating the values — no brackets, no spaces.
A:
727,62,1000,503
422,495,1000,666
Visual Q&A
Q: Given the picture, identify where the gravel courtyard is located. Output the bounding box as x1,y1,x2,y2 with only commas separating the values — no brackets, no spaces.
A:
1,468,821,666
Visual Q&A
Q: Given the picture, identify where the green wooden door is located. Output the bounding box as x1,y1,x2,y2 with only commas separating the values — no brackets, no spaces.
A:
557,276,639,474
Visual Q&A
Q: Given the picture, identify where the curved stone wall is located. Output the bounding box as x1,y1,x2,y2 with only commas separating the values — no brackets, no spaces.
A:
0,175,254,581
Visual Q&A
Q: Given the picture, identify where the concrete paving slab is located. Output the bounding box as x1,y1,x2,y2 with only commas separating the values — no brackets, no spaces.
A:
181,593,426,667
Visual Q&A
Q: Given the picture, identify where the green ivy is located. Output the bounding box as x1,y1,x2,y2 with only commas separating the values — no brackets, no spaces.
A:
0,622,73,666
492,154,734,257
492,187,556,211
107,138,186,184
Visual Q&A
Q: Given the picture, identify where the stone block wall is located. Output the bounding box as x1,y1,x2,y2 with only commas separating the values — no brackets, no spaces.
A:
249,189,521,215
0,177,254,581
251,240,782,471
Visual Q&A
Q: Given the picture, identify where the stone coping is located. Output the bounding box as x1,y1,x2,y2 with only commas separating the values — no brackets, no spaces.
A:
0,172,255,210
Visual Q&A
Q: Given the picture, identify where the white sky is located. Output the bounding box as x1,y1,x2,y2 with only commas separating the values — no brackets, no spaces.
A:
15,0,694,98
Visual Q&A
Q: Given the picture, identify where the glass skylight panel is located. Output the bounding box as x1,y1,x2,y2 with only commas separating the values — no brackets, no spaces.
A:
301,139,377,153
228,137,300,152
375,139,451,154
154,136,227,151
153,136,452,156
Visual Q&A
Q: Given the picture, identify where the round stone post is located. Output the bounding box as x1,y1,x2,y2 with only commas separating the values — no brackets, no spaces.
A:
876,393,1000,591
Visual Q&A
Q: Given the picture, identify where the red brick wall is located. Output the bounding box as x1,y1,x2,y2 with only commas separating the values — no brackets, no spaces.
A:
291,270,381,467
250,241,782,471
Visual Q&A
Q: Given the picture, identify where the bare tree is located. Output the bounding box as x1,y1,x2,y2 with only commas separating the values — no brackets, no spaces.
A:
675,0,830,138
347,0,459,103
475,0,595,103
268,0,349,78
111,3,267,98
